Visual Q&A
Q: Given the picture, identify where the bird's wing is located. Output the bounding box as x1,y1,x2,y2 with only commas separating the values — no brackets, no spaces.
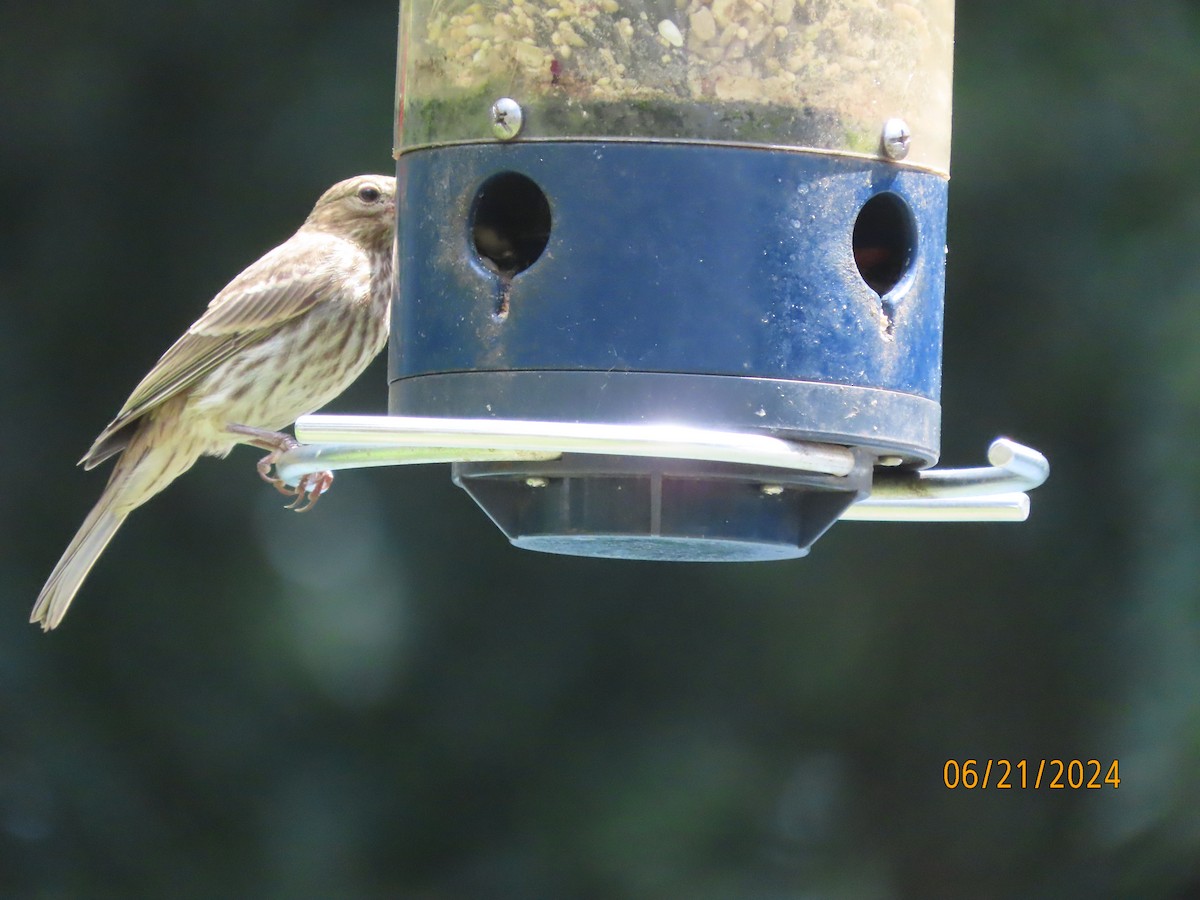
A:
81,231,361,469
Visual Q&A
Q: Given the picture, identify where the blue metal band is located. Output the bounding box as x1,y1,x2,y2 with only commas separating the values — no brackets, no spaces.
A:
391,141,946,398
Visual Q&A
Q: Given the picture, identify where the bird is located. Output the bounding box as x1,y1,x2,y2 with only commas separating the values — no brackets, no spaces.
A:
31,174,397,631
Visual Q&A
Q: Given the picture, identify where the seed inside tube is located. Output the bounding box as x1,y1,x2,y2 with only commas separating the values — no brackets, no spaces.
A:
657,18,684,47
410,0,948,171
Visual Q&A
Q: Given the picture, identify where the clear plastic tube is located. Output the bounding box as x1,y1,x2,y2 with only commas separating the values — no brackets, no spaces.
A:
396,0,953,172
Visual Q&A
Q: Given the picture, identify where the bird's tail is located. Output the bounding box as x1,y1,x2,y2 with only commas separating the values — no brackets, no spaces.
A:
31,491,128,632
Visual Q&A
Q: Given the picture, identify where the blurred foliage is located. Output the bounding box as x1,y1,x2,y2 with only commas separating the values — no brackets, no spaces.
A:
2,1,1200,896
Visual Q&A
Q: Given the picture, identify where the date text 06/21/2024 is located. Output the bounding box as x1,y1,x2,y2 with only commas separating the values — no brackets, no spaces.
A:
943,759,1121,790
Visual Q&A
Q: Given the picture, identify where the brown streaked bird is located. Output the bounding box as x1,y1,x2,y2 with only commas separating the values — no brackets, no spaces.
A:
32,175,397,631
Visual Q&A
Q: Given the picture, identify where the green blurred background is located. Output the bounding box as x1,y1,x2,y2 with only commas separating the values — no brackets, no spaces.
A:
3,1,1199,896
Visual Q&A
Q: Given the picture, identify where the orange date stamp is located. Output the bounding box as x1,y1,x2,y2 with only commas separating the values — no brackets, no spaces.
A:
943,759,1120,789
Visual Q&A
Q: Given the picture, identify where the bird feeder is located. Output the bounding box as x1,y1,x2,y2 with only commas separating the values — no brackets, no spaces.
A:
276,0,1047,560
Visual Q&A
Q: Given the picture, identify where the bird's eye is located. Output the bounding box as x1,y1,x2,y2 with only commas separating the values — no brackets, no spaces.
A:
357,185,382,203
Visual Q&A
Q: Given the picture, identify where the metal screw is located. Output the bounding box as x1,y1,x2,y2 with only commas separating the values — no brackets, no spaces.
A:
881,117,911,161
524,476,549,488
491,98,523,140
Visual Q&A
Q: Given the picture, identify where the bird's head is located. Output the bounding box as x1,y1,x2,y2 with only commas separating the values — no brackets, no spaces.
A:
304,175,397,250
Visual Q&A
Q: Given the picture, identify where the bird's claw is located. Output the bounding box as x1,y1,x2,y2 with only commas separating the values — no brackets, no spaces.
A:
284,471,334,513
255,448,333,513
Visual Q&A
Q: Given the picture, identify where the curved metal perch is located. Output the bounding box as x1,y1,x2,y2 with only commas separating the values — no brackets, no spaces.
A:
842,438,1049,522
272,415,1047,523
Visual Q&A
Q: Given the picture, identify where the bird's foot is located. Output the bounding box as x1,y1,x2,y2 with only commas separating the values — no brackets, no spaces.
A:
254,447,334,512
228,424,334,513
284,470,334,513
